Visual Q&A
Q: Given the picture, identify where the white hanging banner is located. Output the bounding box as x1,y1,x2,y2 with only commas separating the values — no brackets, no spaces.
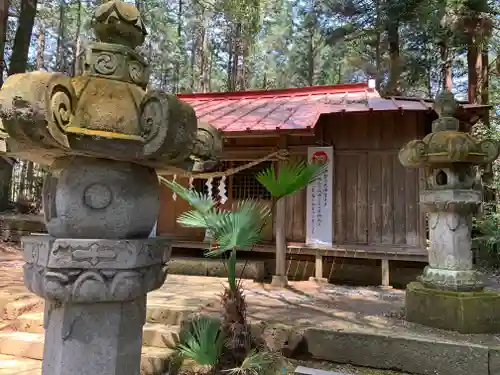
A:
306,146,333,247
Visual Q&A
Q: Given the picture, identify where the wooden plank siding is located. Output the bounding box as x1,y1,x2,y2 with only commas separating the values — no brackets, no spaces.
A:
284,111,427,248
158,110,428,251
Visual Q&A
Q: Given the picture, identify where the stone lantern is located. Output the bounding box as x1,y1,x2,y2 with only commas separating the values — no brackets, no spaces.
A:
0,1,222,375
399,91,500,333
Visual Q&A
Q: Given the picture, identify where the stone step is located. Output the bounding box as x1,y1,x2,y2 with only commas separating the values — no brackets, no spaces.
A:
14,312,45,334
0,354,41,375
0,333,177,375
15,313,182,349
0,332,44,360
143,323,180,348
9,300,201,332
146,303,196,325
13,298,200,332
0,294,42,321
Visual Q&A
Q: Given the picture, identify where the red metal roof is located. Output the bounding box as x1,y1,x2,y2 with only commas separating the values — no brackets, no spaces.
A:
177,84,489,134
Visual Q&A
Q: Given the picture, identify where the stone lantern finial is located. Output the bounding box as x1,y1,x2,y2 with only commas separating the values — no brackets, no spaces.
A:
92,0,147,49
432,91,460,132
434,91,458,118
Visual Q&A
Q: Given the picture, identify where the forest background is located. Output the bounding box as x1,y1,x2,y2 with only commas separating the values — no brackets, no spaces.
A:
0,0,499,256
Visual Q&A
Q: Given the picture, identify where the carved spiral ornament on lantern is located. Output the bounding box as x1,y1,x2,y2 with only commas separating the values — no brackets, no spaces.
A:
46,76,76,148
398,139,426,168
140,91,172,159
479,140,500,163
140,94,163,141
128,61,143,84
95,52,118,75
51,90,72,131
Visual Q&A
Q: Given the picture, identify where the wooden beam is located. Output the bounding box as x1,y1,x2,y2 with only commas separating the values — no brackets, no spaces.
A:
170,241,429,262
221,145,309,160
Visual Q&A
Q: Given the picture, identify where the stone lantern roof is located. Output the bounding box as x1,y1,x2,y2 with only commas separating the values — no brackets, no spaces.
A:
0,0,222,174
398,91,499,169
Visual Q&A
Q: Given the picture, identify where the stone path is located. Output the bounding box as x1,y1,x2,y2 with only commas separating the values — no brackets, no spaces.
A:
2,249,500,375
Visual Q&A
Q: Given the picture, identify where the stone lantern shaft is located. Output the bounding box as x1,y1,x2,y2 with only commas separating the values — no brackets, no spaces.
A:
0,1,222,374
398,91,500,334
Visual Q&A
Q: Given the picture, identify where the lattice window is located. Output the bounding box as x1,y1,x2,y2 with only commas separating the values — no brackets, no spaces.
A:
231,161,272,200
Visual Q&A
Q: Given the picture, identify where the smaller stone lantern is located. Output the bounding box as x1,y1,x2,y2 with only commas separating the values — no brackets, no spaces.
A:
399,91,500,333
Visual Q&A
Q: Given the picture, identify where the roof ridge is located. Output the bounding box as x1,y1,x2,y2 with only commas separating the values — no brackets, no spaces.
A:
177,83,372,100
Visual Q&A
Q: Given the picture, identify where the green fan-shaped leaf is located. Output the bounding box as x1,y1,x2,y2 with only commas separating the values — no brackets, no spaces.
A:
176,316,223,366
205,200,271,256
177,210,210,228
159,176,214,213
256,160,326,199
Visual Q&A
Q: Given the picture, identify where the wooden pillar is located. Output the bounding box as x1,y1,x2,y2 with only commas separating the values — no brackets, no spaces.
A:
272,195,288,287
272,139,288,287
315,254,323,278
380,259,391,288
309,253,328,283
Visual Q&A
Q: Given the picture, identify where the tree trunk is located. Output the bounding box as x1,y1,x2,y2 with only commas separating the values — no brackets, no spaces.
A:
208,46,214,92
36,21,46,70
174,0,182,93
9,0,38,75
56,0,67,72
231,23,241,92
384,20,401,96
439,41,453,91
3,0,37,210
238,41,250,90
72,0,82,76
189,31,197,91
198,12,209,92
307,32,314,86
0,0,10,86
226,28,233,91
374,0,381,90
0,158,12,211
467,39,481,104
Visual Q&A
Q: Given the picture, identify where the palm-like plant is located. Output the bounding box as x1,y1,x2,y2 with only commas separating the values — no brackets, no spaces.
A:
176,317,223,374
159,159,324,370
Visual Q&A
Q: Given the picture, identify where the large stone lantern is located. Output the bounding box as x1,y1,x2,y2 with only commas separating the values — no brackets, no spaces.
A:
0,1,222,374
399,91,500,333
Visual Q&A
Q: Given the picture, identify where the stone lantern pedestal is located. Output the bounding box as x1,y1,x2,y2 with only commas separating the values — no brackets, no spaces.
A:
0,1,222,373
399,92,500,333
23,157,171,375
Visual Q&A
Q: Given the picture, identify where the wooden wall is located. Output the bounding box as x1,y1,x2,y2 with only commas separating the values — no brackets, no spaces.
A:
159,110,428,250
158,177,206,240
285,111,428,248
